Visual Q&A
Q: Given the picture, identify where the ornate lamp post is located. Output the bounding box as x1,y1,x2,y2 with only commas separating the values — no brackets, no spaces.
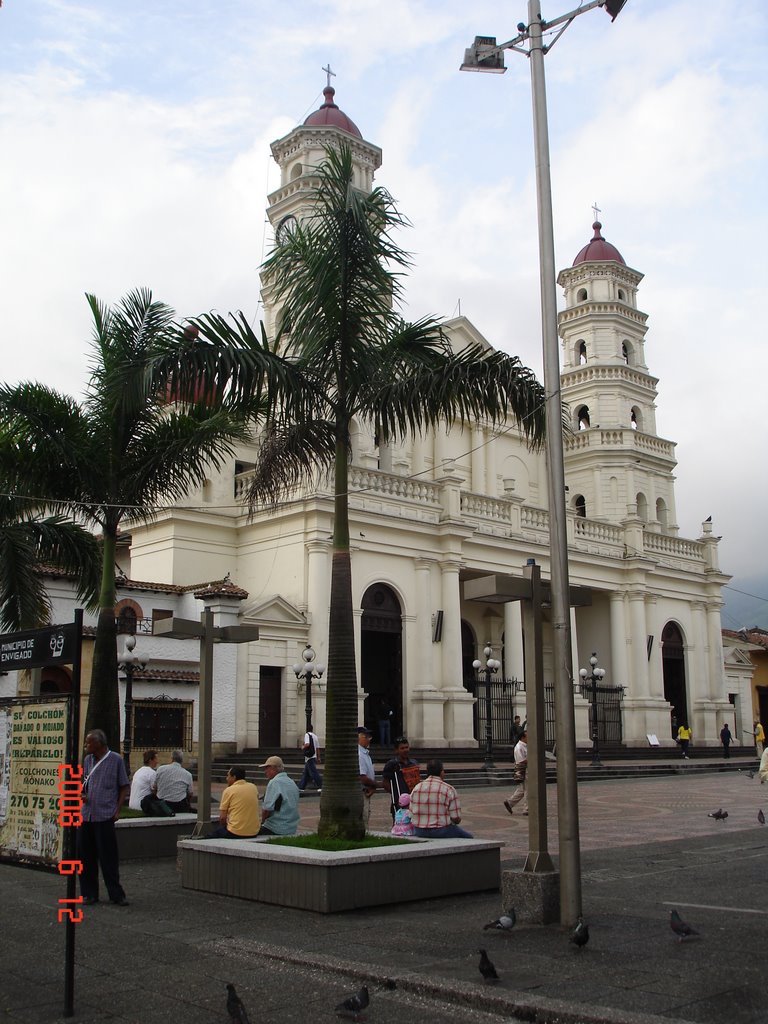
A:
292,645,325,734
579,652,606,768
117,635,146,778
473,646,502,770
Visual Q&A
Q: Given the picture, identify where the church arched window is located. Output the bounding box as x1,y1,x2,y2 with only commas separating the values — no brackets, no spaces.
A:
574,494,587,517
578,341,587,365
290,162,302,180
577,288,588,302
630,406,642,431
618,288,626,301
577,405,590,430
656,498,668,529
636,492,648,522
622,341,632,365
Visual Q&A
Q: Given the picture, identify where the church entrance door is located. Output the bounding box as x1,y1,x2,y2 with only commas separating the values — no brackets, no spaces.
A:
361,584,402,745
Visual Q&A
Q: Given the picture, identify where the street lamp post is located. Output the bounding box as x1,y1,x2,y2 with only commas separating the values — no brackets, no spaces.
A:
460,0,629,927
579,652,606,767
473,646,501,770
117,635,145,778
293,645,325,734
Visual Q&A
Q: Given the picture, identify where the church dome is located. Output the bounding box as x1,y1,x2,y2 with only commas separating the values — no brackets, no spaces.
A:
303,86,362,138
572,221,625,266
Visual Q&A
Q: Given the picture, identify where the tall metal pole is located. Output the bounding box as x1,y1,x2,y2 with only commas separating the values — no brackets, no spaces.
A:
484,667,495,769
527,0,582,923
196,608,214,835
304,674,313,734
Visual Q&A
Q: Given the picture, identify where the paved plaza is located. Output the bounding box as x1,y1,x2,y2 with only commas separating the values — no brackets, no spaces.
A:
2,769,766,1024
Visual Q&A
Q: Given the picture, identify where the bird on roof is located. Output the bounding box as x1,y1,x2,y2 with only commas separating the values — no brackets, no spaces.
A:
226,984,251,1024
570,917,589,949
335,984,369,1021
758,809,765,825
670,909,699,942
483,908,516,931
707,808,728,820
477,948,500,983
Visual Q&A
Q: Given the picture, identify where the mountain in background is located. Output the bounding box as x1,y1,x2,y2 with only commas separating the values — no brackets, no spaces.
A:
721,574,768,632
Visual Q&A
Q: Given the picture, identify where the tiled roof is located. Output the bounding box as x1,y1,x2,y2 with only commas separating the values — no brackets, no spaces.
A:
722,628,768,650
133,669,199,684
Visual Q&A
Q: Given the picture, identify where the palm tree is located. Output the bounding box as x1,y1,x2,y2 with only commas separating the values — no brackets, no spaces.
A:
190,145,547,839
0,495,100,632
0,289,263,748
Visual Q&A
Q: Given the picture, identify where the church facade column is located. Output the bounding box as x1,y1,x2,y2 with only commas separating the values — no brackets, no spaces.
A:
503,601,524,683
306,540,331,663
609,591,629,689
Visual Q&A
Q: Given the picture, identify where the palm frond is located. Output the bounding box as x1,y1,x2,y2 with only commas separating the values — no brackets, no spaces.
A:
243,419,337,511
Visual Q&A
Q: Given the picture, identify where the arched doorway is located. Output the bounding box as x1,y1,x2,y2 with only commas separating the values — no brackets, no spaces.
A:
40,667,72,694
662,621,687,738
361,584,403,744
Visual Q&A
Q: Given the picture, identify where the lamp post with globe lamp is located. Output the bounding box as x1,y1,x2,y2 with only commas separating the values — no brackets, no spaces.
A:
473,646,502,770
579,653,606,768
293,645,325,734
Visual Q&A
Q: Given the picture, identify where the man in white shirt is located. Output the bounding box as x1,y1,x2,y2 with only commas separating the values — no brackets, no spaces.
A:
155,750,194,812
128,749,158,813
504,730,528,816
358,726,378,826
298,724,323,792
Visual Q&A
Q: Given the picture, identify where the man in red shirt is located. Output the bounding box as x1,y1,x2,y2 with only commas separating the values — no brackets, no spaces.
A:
409,759,473,839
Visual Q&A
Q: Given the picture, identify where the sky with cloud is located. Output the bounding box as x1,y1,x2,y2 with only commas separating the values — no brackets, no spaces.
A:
1,0,766,623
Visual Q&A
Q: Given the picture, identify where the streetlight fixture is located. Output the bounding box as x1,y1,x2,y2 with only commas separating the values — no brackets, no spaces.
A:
579,653,606,767
460,0,629,927
117,634,146,778
472,645,502,770
293,645,325,734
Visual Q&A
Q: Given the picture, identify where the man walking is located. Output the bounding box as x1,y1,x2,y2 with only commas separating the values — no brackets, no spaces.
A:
720,722,732,759
78,729,130,906
504,728,528,816
409,760,473,839
298,723,323,792
258,756,300,836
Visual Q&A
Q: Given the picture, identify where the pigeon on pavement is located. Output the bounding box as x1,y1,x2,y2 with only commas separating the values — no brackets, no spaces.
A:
477,948,500,983
758,809,765,825
707,808,728,820
747,770,755,780
483,908,517,931
335,985,370,1020
570,917,589,949
226,984,251,1024
670,909,699,942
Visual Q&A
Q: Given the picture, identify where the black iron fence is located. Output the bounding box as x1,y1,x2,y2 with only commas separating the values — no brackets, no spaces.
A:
471,677,525,746
133,695,193,751
543,682,625,748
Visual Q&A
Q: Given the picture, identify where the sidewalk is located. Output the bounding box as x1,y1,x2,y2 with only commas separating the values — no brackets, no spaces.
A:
2,771,766,1024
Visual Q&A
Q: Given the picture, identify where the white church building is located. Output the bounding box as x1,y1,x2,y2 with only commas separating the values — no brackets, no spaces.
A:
7,85,742,756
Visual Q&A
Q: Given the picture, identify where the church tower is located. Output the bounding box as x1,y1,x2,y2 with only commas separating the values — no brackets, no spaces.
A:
261,78,382,338
558,221,679,534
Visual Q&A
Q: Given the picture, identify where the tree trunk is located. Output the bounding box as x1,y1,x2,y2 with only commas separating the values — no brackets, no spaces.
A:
318,430,364,839
84,529,120,750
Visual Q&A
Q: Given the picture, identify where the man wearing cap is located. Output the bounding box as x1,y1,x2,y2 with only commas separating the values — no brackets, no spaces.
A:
211,766,260,838
257,756,300,836
358,726,378,826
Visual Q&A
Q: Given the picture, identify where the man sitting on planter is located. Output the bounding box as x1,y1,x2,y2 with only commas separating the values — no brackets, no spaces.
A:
257,756,300,836
409,759,473,839
211,766,260,838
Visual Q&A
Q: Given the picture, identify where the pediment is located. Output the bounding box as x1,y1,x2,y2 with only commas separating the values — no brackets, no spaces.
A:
241,594,307,627
444,315,494,355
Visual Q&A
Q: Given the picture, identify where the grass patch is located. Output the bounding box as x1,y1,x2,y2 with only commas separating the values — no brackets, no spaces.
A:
267,834,412,852
119,807,146,819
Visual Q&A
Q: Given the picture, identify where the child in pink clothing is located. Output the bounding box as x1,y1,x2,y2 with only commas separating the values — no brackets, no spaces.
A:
391,793,414,836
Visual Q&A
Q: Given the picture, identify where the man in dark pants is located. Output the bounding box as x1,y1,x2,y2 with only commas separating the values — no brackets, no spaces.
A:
78,729,130,906
382,737,421,823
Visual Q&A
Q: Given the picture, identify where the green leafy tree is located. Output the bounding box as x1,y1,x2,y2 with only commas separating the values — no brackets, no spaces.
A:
0,289,263,748
0,495,100,632
189,145,547,838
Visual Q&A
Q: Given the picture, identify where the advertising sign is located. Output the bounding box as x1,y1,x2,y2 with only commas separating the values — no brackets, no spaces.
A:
0,623,78,672
0,696,69,865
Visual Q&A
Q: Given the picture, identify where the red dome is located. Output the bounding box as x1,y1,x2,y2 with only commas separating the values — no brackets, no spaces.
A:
303,86,362,138
572,222,625,266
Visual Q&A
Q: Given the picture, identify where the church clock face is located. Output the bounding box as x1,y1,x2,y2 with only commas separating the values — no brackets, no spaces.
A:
276,214,298,244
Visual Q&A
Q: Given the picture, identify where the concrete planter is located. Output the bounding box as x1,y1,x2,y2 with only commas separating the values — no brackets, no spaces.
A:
178,834,503,913
116,814,198,860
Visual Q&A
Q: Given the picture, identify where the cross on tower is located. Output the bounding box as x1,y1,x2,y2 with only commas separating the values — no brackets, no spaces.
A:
592,202,601,221
322,64,336,88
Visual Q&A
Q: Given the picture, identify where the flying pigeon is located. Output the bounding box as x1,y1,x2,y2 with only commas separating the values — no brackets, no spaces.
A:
335,985,369,1021
669,909,699,942
483,908,517,931
570,917,589,949
477,948,500,983
707,808,728,820
758,809,765,825
226,984,251,1024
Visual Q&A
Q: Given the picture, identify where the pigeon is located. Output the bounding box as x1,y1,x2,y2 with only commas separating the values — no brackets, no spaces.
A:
226,984,251,1024
707,808,728,820
747,771,755,780
669,908,699,942
483,908,517,931
335,985,369,1020
570,916,589,949
758,809,765,825
477,948,500,983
